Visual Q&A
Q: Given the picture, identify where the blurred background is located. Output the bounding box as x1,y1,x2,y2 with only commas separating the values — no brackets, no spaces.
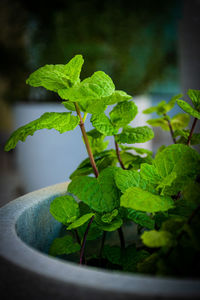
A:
0,0,200,206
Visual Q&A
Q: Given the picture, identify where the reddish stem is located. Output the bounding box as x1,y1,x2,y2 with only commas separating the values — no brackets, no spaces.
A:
114,138,126,170
187,118,198,146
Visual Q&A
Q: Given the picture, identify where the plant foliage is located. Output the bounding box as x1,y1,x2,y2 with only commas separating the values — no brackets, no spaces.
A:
5,55,200,278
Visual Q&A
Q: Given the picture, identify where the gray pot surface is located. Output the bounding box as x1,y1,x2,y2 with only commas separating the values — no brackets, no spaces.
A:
0,182,200,300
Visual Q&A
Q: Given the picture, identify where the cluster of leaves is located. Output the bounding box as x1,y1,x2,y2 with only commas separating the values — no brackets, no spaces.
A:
4,55,200,278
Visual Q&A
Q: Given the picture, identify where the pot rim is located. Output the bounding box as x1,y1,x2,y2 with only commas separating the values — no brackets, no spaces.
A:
0,182,200,298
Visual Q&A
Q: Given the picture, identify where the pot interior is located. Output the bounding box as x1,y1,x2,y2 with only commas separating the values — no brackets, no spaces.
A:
15,196,63,254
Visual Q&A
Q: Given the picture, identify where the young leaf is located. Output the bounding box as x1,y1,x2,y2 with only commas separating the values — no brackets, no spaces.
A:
147,117,168,130
101,209,118,223
4,112,80,151
62,101,76,111
141,230,174,248
121,187,174,213
91,113,118,136
95,215,123,231
115,126,154,144
104,90,132,105
26,54,84,92
86,129,109,154
143,94,182,115
125,208,155,229
69,150,117,179
109,101,138,128
50,195,79,225
67,213,95,230
188,89,200,111
49,235,80,256
170,113,190,130
143,100,167,115
58,71,115,104
68,167,120,212
177,100,200,119
119,146,153,156
165,94,183,112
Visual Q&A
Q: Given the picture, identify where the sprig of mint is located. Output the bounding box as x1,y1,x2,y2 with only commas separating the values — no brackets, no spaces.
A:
5,55,200,278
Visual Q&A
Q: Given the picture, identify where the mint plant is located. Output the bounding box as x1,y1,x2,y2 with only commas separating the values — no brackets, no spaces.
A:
5,55,200,278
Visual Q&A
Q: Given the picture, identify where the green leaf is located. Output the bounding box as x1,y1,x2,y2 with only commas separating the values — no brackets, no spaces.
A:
119,146,153,156
143,94,182,115
58,71,115,104
101,209,118,223
170,113,190,130
114,168,155,193
95,215,123,231
50,195,79,225
115,126,154,144
177,100,200,119
26,55,84,92
104,90,132,105
114,168,141,193
49,235,80,256
78,99,107,114
4,112,80,151
141,230,174,248
188,89,200,111
125,208,155,229
77,220,102,241
68,167,120,212
86,129,109,154
140,164,162,184
91,113,118,136
109,101,138,128
165,94,183,112
121,187,174,213
153,144,200,195
62,101,76,111
67,213,95,230
174,129,200,145
147,117,168,130
69,150,117,179
143,100,167,115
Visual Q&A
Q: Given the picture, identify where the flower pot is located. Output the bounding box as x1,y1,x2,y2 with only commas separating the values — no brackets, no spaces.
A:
0,183,200,300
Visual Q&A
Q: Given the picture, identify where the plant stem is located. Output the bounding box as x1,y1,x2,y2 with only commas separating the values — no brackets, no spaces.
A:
187,117,198,146
74,103,98,265
118,227,125,250
74,102,99,178
79,215,95,265
114,138,126,170
163,113,176,144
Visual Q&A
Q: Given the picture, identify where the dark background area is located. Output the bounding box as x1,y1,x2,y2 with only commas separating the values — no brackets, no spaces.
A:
0,0,181,104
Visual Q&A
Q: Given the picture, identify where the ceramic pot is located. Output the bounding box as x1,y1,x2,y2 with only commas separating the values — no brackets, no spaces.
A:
0,182,200,300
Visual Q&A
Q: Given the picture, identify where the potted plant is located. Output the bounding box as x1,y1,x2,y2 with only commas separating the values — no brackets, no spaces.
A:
1,55,200,299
